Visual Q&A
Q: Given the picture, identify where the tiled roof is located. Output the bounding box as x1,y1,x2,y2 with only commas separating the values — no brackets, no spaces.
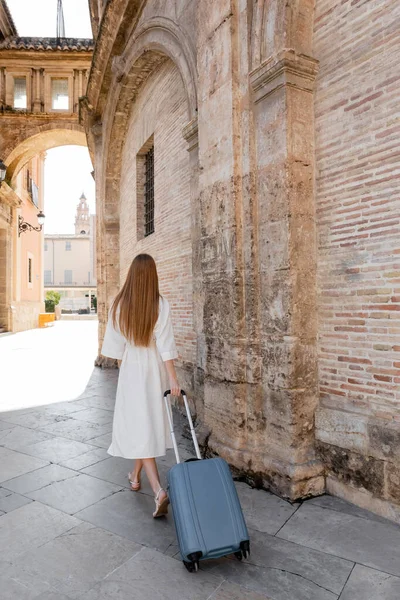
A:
2,1,18,36
0,37,94,51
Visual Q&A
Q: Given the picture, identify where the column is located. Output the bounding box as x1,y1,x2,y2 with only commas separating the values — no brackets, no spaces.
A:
249,50,323,499
182,118,203,418
0,67,6,108
32,68,42,112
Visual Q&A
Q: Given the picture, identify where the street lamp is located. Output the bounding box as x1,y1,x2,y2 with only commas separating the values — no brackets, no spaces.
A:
0,160,6,186
18,210,46,236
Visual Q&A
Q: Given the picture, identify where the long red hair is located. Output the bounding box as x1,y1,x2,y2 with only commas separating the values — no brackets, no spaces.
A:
111,254,160,346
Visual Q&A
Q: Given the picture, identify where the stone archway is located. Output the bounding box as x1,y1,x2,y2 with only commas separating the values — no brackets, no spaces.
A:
3,127,87,183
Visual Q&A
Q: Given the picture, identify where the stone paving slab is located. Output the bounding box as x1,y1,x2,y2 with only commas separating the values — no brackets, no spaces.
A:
39,418,112,444
306,493,393,525
278,503,400,577
209,581,271,599
204,557,338,600
2,464,78,494
339,564,400,600
0,424,54,450
8,522,142,599
0,501,80,560
60,447,109,470
204,527,352,600
26,473,122,515
235,482,298,535
68,407,114,426
86,431,112,448
16,436,97,463
75,489,176,553
0,490,33,512
0,408,68,430
2,324,400,600
79,546,223,600
0,446,49,483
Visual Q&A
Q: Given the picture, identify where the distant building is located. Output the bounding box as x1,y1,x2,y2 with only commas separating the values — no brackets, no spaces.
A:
44,193,96,312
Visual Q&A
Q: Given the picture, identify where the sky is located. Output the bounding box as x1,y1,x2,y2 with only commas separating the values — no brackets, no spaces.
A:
7,1,94,234
7,0,92,38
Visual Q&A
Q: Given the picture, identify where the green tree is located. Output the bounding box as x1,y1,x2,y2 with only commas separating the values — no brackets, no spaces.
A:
45,290,61,313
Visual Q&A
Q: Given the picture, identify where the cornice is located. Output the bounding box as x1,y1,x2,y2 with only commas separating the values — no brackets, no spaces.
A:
250,50,319,103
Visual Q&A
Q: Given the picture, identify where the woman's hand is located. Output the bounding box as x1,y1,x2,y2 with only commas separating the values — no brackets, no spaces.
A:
169,377,180,397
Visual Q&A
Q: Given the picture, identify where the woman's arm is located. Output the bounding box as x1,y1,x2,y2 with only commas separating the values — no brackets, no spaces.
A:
165,359,180,396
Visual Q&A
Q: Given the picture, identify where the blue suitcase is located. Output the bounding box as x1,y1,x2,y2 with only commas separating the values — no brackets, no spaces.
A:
164,390,250,573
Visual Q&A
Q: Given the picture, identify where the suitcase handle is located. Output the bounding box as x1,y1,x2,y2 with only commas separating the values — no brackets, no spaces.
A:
163,390,202,464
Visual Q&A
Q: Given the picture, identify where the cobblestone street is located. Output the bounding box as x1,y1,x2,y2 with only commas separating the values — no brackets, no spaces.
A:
0,323,400,600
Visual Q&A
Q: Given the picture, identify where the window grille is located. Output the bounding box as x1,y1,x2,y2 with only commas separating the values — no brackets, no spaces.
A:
14,78,27,109
144,146,154,237
44,270,52,284
64,270,72,284
51,78,69,110
65,241,71,251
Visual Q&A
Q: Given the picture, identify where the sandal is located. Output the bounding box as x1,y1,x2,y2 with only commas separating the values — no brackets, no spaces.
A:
153,488,169,518
128,472,141,492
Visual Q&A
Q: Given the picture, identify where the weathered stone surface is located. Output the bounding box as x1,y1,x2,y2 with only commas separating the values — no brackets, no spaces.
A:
317,441,385,496
340,564,400,600
9,523,142,599
369,420,400,462
79,547,221,600
278,503,400,577
316,408,368,453
0,501,80,561
0,446,49,484
386,461,400,504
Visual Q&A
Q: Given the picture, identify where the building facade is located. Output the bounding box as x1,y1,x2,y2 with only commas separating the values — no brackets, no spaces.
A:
44,193,96,311
0,0,93,332
83,0,400,521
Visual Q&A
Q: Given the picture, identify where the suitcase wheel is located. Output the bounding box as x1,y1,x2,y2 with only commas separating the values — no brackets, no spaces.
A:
183,560,199,573
240,540,250,559
184,552,202,573
234,551,243,561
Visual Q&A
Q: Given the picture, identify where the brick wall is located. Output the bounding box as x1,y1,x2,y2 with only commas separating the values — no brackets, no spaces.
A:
314,0,400,511
119,61,195,372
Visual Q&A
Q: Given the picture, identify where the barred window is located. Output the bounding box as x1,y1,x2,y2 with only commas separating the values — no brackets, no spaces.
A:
44,270,52,284
14,77,27,109
144,146,154,237
51,78,69,110
65,241,71,251
64,270,72,284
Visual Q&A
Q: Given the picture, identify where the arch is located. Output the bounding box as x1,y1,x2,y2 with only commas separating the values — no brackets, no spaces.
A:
4,127,87,182
101,16,198,222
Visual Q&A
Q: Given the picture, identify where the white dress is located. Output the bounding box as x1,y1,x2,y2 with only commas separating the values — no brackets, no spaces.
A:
101,296,178,459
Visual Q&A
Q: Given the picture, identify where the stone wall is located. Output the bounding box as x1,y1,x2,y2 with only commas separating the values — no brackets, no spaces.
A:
12,300,43,332
85,0,400,513
119,61,195,386
314,0,400,518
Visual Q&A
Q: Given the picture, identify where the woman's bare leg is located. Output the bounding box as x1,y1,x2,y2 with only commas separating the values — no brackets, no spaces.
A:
142,458,166,497
130,459,143,482
142,458,168,517
128,459,143,490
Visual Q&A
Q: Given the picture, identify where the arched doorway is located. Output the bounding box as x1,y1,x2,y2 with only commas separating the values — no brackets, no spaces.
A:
0,128,91,332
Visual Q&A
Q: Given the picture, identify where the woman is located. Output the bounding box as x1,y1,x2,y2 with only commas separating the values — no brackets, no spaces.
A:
101,254,180,518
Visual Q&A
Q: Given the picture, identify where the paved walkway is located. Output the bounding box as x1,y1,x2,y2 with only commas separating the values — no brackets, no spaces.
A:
1,323,400,599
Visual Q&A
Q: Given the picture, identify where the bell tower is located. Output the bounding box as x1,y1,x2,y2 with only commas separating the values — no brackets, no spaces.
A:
75,192,90,234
